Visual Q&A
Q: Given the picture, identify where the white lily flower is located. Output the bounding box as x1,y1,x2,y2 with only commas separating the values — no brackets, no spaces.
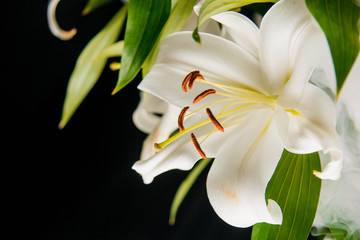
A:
133,0,342,228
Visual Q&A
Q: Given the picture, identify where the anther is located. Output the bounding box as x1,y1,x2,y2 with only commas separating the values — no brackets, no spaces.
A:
206,108,224,132
182,70,204,92
178,106,190,131
193,89,216,104
191,133,207,159
188,72,204,90
182,71,199,92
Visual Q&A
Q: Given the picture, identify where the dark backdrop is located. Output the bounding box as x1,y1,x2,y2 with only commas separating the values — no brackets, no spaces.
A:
7,1,251,239
6,1,317,240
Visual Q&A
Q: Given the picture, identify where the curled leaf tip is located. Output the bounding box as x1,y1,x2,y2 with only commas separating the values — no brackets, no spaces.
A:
111,89,118,96
58,122,65,130
168,218,175,226
47,0,77,40
81,7,90,16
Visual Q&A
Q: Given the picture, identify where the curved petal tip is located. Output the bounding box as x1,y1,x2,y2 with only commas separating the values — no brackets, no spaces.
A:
267,199,283,225
314,148,343,180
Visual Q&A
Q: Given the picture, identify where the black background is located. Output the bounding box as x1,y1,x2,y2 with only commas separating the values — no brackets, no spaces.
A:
6,1,317,240
7,0,251,239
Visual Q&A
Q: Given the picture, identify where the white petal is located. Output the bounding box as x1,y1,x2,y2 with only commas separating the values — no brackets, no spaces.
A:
132,133,199,184
132,92,169,134
132,113,212,184
211,11,259,60
206,109,284,227
139,104,181,160
138,32,266,108
47,0,77,40
259,0,323,98
277,23,333,108
280,83,342,180
337,54,360,130
181,10,221,35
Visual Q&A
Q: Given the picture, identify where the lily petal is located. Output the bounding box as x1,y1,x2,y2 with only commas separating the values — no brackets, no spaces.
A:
337,54,360,130
206,109,284,227
138,32,266,108
259,0,321,99
132,92,169,134
139,103,181,160
211,11,259,60
281,84,342,180
132,114,209,184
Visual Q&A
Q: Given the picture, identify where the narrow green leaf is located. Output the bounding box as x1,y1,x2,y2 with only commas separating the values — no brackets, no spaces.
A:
82,0,117,15
59,4,128,129
142,0,198,76
251,150,322,240
194,0,276,43
169,158,212,225
112,0,171,94
306,0,360,93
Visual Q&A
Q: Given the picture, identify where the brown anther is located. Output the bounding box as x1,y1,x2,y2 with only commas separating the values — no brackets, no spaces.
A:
178,106,190,131
182,70,199,92
193,89,216,104
191,133,207,159
206,108,224,132
188,73,204,90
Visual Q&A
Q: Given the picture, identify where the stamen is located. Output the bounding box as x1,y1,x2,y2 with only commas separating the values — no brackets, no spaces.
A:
193,89,216,104
206,108,224,132
182,71,199,92
188,72,204,90
178,106,190,131
191,133,207,159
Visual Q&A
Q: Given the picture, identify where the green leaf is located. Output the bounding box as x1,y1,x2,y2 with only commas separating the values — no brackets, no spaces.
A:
59,4,128,129
251,150,322,240
169,158,212,225
305,0,360,93
142,0,198,76
82,0,117,15
193,0,277,44
112,0,171,94
93,40,124,61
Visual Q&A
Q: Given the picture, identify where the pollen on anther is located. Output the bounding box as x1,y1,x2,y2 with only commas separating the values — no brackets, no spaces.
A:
191,133,207,159
188,72,204,90
182,71,199,92
178,106,189,131
193,89,216,104
206,108,224,132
